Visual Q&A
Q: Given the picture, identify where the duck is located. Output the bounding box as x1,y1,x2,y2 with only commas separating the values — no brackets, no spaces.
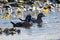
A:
31,13,45,27
11,14,32,29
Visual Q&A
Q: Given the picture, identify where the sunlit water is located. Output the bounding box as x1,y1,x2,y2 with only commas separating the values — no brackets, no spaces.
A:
0,8,60,40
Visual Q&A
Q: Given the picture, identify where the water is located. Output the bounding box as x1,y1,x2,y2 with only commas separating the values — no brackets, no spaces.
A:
0,9,60,40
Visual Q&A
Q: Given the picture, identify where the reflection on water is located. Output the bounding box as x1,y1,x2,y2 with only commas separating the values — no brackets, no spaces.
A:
0,9,60,40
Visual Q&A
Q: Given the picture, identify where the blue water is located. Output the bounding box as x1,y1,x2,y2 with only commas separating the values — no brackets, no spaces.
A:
0,8,60,40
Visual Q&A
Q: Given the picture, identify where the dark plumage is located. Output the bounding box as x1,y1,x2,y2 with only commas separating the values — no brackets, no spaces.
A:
31,13,45,27
11,15,32,28
11,22,23,27
11,13,45,28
